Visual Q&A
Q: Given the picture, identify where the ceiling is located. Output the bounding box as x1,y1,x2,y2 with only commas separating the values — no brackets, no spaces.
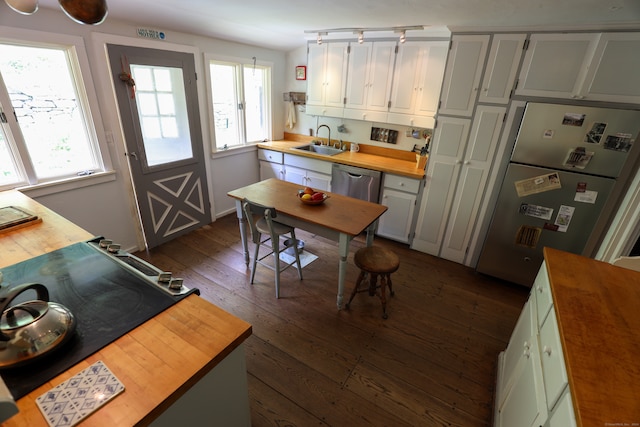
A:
37,0,640,51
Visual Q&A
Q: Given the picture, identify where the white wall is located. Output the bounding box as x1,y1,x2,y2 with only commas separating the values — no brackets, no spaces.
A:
0,3,287,251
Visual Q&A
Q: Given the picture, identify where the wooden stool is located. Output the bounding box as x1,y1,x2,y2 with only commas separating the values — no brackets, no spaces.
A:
345,246,399,319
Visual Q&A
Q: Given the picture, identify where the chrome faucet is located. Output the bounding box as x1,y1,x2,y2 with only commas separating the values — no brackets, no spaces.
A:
317,124,331,147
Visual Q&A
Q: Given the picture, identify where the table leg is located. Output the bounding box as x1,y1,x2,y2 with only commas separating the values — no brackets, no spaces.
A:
365,219,378,247
234,200,250,265
337,232,351,310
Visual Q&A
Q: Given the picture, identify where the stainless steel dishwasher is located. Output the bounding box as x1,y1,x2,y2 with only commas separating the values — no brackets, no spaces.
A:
331,163,381,203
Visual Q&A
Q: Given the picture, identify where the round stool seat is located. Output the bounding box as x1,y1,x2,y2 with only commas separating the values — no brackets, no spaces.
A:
347,246,399,319
354,246,399,274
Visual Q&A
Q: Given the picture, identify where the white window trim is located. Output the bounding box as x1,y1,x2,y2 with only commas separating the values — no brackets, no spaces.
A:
0,26,113,192
204,53,273,153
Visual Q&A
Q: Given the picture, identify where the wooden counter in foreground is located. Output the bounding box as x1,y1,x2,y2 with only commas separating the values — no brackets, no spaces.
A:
0,190,252,426
544,247,640,426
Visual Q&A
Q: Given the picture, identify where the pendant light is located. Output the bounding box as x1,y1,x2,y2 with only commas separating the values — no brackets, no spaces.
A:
4,0,38,15
58,0,108,25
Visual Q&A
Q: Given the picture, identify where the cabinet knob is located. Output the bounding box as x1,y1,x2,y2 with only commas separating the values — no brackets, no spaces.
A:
543,346,552,356
523,348,531,359
464,161,470,165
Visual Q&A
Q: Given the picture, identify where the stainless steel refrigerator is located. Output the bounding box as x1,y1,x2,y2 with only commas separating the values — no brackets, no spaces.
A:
477,102,640,287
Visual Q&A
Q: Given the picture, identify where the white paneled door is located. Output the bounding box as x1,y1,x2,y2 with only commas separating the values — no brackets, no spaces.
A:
108,45,211,248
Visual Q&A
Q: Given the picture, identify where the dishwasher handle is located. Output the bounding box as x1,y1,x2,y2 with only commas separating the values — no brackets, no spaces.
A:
347,172,364,178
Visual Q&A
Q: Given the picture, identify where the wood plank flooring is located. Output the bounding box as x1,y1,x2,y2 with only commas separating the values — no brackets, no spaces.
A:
134,214,529,427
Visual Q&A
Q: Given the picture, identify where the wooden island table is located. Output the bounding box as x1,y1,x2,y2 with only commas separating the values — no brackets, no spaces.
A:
0,190,252,426
228,178,388,309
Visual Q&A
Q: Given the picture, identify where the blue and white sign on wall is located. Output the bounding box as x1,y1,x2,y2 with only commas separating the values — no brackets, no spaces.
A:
136,28,166,40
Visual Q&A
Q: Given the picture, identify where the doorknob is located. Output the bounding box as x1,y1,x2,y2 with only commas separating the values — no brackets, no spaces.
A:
128,151,138,160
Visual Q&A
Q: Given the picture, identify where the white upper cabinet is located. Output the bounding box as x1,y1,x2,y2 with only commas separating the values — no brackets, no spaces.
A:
515,33,600,99
306,42,349,117
581,32,640,104
438,35,489,117
388,41,448,128
478,34,526,104
343,41,396,123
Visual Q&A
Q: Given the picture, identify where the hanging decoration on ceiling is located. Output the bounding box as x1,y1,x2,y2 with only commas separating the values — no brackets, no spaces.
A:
3,0,108,25
4,0,38,14
58,0,108,25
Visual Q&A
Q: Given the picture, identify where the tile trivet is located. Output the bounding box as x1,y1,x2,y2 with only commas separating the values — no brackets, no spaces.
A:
36,361,125,427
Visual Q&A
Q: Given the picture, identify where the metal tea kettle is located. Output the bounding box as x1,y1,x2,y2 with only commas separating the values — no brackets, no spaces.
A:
0,283,76,369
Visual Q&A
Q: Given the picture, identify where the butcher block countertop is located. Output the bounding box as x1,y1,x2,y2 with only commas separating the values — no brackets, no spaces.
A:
544,247,640,426
0,190,252,426
258,133,427,180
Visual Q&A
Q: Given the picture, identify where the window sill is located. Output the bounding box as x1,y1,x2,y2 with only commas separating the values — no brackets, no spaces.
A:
18,171,117,198
210,144,257,159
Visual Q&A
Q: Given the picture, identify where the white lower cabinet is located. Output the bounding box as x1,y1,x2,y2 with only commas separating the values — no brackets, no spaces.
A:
546,389,576,427
283,153,332,191
495,261,576,427
497,338,547,427
377,174,422,243
258,149,284,181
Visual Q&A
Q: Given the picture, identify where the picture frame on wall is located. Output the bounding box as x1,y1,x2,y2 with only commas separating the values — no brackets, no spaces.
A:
295,65,306,80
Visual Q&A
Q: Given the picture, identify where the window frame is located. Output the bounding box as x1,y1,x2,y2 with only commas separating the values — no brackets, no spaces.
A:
204,54,273,152
0,26,112,191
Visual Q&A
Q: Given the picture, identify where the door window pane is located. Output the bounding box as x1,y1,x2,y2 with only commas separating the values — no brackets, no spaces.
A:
131,64,193,167
0,44,99,179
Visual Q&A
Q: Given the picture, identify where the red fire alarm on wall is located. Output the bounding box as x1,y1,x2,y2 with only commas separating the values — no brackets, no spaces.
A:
295,65,306,80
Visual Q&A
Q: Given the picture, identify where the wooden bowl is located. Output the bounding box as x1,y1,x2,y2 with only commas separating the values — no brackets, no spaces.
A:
298,191,328,205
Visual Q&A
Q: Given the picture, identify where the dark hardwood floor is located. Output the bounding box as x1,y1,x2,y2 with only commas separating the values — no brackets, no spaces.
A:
134,214,528,427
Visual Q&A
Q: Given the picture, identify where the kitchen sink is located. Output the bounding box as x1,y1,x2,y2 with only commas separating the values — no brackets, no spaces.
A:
292,144,344,156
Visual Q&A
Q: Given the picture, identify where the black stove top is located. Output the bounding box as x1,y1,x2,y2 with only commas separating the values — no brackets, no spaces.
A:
0,238,197,400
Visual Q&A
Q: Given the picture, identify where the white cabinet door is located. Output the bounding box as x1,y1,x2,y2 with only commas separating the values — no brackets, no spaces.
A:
388,41,448,127
377,188,417,243
582,32,640,104
439,106,505,264
259,161,284,181
498,298,536,407
306,44,326,107
515,33,599,99
497,338,548,427
283,164,306,186
438,35,489,117
283,165,331,191
305,169,331,191
539,310,569,411
306,42,349,117
411,117,470,255
546,389,576,427
344,41,396,122
479,34,526,104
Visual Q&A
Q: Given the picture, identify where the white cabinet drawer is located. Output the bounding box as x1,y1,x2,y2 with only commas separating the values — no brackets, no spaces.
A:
534,261,553,328
383,174,421,194
539,310,568,411
258,149,283,163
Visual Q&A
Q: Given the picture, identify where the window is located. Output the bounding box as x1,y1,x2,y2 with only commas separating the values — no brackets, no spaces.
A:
130,64,193,167
207,58,271,150
0,39,103,189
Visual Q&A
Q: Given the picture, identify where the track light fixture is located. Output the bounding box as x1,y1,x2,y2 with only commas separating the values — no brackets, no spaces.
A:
306,26,425,44
399,30,406,43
